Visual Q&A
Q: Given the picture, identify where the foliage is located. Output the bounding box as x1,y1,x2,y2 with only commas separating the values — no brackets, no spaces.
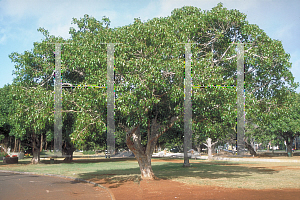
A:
0,151,8,157
5,3,299,167
246,91,300,146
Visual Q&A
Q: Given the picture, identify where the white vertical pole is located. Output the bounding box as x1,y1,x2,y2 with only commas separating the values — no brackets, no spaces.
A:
54,43,62,156
183,43,192,167
237,43,245,156
107,43,115,156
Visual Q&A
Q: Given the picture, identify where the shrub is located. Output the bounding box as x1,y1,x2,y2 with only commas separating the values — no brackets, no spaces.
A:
0,152,8,157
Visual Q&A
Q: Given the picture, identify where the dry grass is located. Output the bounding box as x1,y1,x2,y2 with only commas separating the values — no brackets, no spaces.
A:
170,160,300,189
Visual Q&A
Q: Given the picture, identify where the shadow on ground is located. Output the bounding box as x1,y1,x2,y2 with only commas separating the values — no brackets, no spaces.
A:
0,157,137,166
73,159,279,189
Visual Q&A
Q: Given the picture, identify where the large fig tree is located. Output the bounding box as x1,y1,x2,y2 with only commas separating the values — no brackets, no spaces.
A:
8,3,298,178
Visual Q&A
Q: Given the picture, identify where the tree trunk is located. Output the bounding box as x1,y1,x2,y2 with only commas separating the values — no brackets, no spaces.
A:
31,147,40,164
196,144,201,153
40,134,43,152
207,138,213,160
18,140,21,152
124,116,180,180
45,141,48,151
126,125,156,180
136,154,155,180
205,138,217,160
9,137,12,151
286,137,293,157
62,141,76,162
14,138,17,152
31,133,40,164
245,140,257,156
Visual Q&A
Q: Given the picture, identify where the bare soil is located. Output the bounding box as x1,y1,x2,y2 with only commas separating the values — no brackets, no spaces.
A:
91,178,300,200
87,158,300,200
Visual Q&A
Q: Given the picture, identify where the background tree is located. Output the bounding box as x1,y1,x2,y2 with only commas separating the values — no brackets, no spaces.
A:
246,91,300,156
7,16,113,163
8,84,53,163
0,85,14,152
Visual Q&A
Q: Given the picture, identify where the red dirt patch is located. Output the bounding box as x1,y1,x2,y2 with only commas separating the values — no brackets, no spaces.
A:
90,178,300,200
87,159,300,199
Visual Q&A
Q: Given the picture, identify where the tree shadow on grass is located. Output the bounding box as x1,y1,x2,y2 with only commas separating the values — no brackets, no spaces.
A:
75,160,279,189
39,157,137,164
0,157,137,167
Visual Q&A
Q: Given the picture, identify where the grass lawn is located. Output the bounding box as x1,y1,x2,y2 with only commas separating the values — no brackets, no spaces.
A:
1,157,299,189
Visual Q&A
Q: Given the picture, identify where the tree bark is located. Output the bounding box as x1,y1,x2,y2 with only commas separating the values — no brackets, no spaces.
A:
125,125,156,180
286,137,293,157
31,133,40,164
62,141,76,162
207,138,213,160
196,144,202,154
204,138,218,160
14,138,17,152
244,139,257,156
136,153,155,179
31,147,40,164
40,134,43,152
124,115,180,180
45,141,48,151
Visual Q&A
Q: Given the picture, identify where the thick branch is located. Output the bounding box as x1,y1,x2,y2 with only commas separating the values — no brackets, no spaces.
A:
131,125,144,154
39,71,55,87
249,53,268,60
149,114,183,144
219,43,234,61
212,140,219,146
212,46,253,63
52,110,82,113
125,125,142,156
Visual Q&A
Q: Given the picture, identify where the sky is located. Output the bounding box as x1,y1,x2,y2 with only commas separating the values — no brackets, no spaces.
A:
0,0,299,93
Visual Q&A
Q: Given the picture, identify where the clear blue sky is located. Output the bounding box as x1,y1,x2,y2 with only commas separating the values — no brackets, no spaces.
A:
0,0,299,93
